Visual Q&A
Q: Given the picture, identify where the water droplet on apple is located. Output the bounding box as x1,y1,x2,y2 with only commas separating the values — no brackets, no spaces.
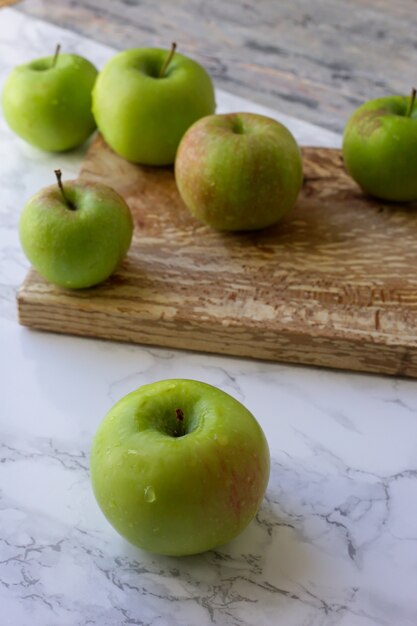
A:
127,449,140,455
144,485,156,503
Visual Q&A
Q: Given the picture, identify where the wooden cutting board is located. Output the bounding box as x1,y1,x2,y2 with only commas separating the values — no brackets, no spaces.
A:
17,135,417,377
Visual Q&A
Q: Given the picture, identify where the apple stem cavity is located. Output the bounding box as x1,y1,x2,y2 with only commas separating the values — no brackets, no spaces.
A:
159,42,177,78
406,88,417,117
54,169,76,210
52,43,61,68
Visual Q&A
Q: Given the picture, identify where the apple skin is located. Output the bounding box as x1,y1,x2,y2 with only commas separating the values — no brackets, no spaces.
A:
342,94,417,201
2,53,98,152
175,112,303,231
90,379,270,556
92,47,216,166
19,179,133,289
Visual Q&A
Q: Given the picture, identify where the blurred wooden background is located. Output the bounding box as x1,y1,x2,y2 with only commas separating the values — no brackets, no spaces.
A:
10,0,417,132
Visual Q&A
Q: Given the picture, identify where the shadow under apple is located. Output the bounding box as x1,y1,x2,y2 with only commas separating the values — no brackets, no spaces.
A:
112,491,314,625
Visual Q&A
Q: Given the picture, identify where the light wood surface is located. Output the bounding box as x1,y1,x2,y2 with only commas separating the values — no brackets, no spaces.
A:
15,0,417,133
17,136,417,377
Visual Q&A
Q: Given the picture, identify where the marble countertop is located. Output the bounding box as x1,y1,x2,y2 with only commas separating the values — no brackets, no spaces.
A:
15,0,417,134
1,8,417,626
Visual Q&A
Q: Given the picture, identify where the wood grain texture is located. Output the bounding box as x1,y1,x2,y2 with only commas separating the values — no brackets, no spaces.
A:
15,0,417,133
18,136,417,377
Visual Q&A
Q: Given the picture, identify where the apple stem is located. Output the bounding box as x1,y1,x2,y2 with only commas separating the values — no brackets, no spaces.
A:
406,88,417,117
159,42,177,78
52,43,61,68
54,169,75,210
173,408,185,437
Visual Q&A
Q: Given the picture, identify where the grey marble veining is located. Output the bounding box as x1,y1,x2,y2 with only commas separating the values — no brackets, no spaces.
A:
1,8,417,626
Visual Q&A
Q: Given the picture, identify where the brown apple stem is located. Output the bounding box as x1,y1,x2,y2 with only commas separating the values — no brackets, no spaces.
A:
52,43,61,68
406,87,416,117
159,42,177,78
173,408,185,437
54,169,75,210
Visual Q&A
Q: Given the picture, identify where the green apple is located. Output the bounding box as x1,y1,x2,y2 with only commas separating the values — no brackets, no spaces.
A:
175,112,303,231
2,45,98,152
90,379,270,556
342,89,417,201
92,44,216,165
19,170,133,289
